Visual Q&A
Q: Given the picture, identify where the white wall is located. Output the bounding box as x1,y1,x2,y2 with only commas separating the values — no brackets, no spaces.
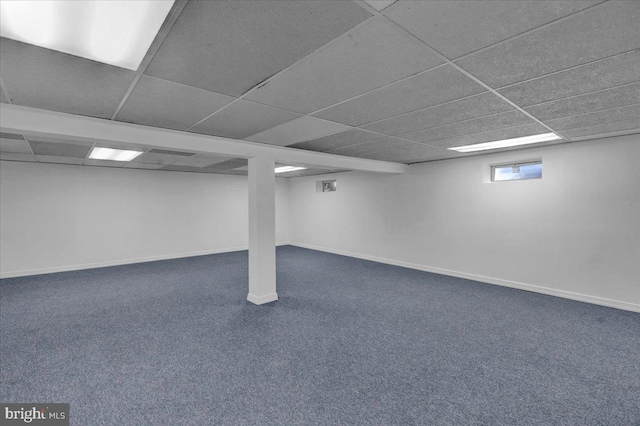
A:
288,135,640,312
0,161,290,277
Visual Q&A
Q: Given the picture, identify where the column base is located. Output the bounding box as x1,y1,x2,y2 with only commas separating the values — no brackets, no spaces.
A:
247,292,278,305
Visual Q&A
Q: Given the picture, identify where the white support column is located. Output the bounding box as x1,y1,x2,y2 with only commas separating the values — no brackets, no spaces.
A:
247,156,278,305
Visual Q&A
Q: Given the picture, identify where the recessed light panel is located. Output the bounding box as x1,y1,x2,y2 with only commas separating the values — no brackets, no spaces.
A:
89,147,143,162
448,133,562,153
0,0,174,71
275,166,307,174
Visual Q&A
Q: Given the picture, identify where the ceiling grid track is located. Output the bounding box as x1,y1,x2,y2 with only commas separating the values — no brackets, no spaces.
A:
355,0,577,143
0,76,13,105
184,12,387,132
2,0,637,171
110,0,189,121
432,0,611,63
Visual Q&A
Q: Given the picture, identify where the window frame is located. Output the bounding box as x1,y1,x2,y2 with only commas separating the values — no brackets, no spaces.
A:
490,160,542,182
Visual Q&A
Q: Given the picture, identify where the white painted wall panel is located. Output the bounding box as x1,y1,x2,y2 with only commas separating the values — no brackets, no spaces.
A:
288,135,640,311
0,161,290,277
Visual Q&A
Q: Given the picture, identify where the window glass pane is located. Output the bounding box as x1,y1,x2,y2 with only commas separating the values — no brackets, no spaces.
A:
322,180,337,192
492,162,542,181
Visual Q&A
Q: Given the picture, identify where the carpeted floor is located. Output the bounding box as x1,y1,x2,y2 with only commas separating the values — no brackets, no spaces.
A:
1,246,639,425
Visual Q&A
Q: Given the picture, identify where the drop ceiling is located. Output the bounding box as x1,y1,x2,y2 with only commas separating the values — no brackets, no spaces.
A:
1,0,638,175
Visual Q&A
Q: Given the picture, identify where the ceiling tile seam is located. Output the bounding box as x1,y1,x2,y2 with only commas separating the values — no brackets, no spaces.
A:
308,63,450,117
136,0,190,74
111,0,189,121
251,126,351,146
522,80,640,110
570,129,640,141
110,74,143,121
186,13,385,131
351,90,494,128
541,102,640,124
191,101,410,149
0,76,14,105
323,139,403,154
352,1,380,16
232,14,381,102
330,141,446,157
410,121,567,148
551,115,640,133
285,124,423,149
186,14,388,133
0,158,32,164
362,0,405,16
364,142,449,157
428,0,611,62
376,108,534,140
21,136,38,157
408,156,469,166
377,15,573,142
491,48,640,92
184,98,244,131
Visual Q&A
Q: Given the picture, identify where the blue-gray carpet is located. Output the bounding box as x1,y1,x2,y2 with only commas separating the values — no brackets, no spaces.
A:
1,246,639,425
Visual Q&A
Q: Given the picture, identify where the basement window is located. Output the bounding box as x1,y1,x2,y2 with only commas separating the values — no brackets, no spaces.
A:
322,180,337,192
491,161,542,182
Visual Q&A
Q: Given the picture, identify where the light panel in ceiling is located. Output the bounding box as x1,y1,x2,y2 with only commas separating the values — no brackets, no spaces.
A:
0,0,174,71
449,133,562,152
89,147,143,162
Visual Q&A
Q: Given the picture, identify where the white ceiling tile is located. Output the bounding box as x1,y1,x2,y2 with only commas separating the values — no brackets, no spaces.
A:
123,163,165,170
568,129,640,142
362,92,514,136
456,1,640,87
83,159,127,168
245,116,351,146
313,65,485,126
386,1,600,59
400,110,535,144
364,1,397,12
524,83,640,122
544,104,640,132
561,118,640,140
171,155,230,168
0,38,136,119
245,19,444,113
498,50,640,107
0,152,36,162
116,75,235,131
145,1,371,96
288,129,385,152
189,100,301,139
132,150,194,166
327,137,413,157
1,136,31,153
28,139,92,158
36,155,84,165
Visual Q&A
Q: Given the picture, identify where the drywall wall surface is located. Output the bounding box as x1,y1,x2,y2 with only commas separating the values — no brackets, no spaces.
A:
288,135,640,311
0,161,289,277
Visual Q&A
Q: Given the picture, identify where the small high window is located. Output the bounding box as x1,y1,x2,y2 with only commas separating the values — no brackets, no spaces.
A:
322,180,337,192
492,161,542,182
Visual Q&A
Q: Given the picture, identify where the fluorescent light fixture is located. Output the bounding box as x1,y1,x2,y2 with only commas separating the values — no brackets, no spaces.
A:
89,147,143,162
448,133,562,153
0,0,174,71
275,166,307,174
